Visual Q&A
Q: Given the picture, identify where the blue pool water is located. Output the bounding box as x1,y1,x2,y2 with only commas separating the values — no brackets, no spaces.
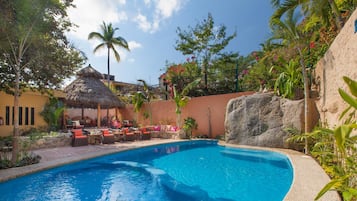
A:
0,140,293,201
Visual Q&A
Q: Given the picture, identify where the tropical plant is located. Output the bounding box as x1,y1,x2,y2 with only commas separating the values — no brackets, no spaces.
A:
183,117,198,139
137,79,155,124
271,59,303,99
270,9,312,153
132,91,145,122
287,76,357,201
271,0,344,32
172,78,201,128
40,97,64,131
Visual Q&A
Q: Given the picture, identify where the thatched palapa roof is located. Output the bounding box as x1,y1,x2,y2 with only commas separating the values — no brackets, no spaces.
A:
64,64,124,108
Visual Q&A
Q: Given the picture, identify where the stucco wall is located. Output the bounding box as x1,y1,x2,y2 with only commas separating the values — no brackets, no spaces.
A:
120,91,254,138
0,91,50,136
314,8,357,128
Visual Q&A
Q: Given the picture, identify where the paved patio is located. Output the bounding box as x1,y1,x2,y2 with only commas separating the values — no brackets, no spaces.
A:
0,139,340,201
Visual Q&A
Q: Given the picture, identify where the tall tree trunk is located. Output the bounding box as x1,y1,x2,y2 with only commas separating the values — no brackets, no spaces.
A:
106,47,110,126
176,112,182,128
11,62,21,165
297,47,311,154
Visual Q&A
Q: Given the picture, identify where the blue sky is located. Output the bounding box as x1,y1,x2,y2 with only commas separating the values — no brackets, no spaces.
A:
66,0,274,86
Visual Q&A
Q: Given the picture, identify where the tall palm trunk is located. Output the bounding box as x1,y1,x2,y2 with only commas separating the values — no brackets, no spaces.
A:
297,47,310,154
106,47,110,126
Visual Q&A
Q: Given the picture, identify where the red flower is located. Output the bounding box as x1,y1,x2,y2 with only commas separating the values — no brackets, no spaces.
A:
309,41,315,49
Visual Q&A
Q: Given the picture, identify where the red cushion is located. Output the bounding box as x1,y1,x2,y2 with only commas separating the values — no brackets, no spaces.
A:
75,135,87,139
103,134,113,137
102,129,110,135
72,129,83,136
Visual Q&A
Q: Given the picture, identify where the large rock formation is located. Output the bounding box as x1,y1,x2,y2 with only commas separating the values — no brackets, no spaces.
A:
225,93,307,148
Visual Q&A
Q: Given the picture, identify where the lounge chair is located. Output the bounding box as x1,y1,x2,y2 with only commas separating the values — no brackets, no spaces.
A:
71,129,88,147
123,127,136,141
140,127,151,140
101,129,115,144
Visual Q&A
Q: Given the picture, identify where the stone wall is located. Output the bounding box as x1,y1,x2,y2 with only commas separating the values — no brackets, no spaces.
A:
314,9,357,128
20,133,72,150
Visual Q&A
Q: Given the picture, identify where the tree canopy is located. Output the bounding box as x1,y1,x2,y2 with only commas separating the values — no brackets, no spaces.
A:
0,0,85,94
175,13,237,94
0,0,85,165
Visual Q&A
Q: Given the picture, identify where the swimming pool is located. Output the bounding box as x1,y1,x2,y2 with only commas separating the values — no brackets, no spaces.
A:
0,140,293,201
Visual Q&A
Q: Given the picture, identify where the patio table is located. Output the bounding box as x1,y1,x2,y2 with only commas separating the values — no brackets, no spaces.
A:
111,129,125,142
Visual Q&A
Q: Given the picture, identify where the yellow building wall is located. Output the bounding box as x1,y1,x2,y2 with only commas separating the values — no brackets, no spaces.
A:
0,91,63,137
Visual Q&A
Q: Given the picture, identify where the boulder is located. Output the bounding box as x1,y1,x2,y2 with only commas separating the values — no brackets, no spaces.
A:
225,93,306,148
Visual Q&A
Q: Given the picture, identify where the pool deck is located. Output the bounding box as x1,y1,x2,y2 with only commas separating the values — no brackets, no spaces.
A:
0,139,340,201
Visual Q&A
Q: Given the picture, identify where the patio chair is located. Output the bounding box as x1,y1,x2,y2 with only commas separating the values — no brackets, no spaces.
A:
101,129,115,144
140,127,151,140
123,127,136,141
71,129,88,147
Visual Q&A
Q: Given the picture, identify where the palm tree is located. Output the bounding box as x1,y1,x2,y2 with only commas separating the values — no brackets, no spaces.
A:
88,21,130,87
270,0,344,32
172,78,201,128
138,79,155,124
88,22,129,125
270,10,311,153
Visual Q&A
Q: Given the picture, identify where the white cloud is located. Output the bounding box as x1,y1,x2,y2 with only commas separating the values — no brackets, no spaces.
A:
133,0,186,33
117,0,126,5
134,13,154,33
144,0,152,6
67,0,128,40
155,0,182,19
128,41,142,50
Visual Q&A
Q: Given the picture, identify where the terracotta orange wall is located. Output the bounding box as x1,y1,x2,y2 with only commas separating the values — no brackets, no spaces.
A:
120,91,254,138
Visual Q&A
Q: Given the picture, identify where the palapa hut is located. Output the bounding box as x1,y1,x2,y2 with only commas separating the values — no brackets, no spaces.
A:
64,64,124,127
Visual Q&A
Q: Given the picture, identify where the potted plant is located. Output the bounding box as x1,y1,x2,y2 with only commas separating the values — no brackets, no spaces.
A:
182,117,198,139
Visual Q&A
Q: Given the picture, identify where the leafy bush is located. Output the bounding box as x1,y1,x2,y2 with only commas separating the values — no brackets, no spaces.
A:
183,117,198,139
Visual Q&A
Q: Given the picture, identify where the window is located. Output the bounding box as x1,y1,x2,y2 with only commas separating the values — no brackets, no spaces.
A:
5,106,10,125
25,107,29,125
12,107,14,125
19,107,23,125
30,107,35,125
